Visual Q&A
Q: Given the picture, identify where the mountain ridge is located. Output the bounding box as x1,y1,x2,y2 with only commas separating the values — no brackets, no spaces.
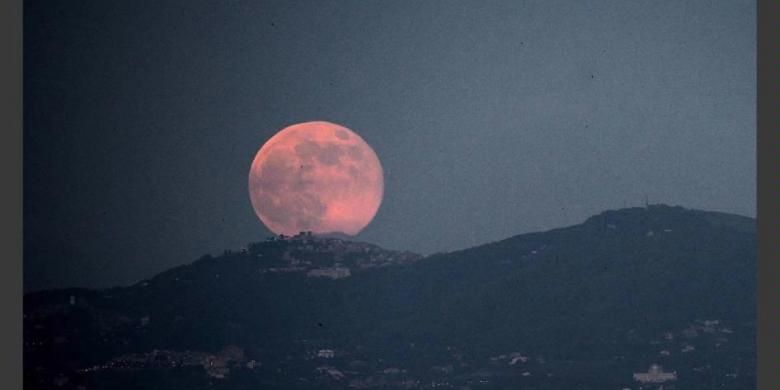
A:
24,204,756,298
24,204,756,389
24,204,756,296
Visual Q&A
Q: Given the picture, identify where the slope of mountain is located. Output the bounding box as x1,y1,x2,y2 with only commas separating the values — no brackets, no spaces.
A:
24,205,755,389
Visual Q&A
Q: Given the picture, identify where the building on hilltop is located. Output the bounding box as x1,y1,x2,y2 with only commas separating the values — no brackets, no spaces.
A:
317,349,335,358
633,364,677,389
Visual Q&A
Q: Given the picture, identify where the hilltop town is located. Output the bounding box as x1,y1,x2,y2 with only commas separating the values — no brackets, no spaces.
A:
244,232,423,279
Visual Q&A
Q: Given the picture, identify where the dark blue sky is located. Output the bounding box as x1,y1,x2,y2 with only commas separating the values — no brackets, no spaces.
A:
24,0,755,291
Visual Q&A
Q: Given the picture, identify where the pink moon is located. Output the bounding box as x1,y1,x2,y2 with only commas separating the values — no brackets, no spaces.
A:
248,121,384,236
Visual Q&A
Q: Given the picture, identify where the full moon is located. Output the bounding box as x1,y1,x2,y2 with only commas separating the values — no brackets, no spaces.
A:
248,121,384,236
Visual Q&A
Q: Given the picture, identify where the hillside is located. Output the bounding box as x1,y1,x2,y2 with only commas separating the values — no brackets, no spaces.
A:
24,205,755,389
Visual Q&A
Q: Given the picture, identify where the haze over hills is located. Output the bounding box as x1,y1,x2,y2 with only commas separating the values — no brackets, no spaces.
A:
24,205,755,390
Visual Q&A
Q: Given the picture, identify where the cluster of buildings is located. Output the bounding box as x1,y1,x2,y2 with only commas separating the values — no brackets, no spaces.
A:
80,346,255,379
252,232,421,279
632,364,677,390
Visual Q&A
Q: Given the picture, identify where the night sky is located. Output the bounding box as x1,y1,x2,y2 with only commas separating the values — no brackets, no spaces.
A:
24,0,755,292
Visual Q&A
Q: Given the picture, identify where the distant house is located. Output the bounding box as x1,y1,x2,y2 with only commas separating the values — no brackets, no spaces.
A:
317,349,335,359
315,365,344,380
307,267,351,279
508,353,529,365
203,356,229,379
633,364,677,386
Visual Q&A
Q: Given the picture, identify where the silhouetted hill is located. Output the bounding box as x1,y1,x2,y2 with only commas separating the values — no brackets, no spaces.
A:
24,205,755,389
